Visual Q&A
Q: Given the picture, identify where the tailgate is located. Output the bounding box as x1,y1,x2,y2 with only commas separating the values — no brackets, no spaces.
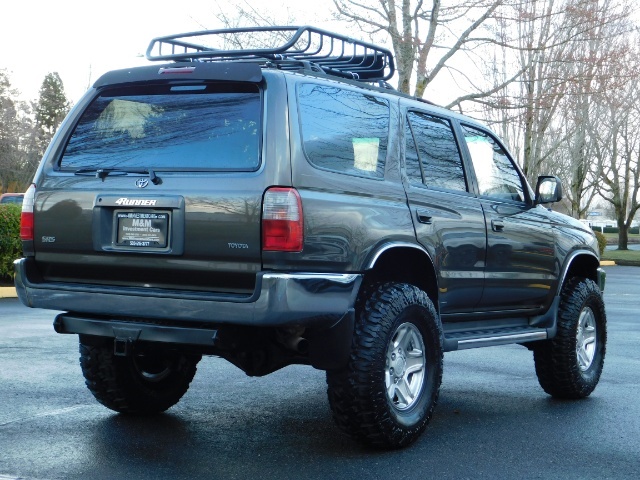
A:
31,77,285,295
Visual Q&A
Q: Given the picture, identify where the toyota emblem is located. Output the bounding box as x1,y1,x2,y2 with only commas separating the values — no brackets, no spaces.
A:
135,178,149,188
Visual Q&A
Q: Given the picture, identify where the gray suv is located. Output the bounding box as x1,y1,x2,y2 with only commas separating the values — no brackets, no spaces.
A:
15,26,606,448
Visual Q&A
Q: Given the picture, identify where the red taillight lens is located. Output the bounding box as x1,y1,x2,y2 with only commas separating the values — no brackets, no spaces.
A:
262,187,303,252
20,213,34,241
20,184,36,241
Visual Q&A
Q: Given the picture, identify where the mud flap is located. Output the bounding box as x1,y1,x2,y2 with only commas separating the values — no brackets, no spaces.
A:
307,309,355,370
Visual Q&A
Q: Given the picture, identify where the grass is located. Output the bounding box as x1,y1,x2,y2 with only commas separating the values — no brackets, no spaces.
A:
602,248,640,266
600,232,640,265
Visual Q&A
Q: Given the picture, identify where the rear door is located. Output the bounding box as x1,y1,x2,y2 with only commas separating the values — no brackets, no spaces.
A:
402,108,487,314
33,68,289,295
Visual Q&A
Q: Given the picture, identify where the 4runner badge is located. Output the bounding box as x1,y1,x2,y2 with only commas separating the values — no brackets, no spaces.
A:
115,198,158,206
135,178,149,188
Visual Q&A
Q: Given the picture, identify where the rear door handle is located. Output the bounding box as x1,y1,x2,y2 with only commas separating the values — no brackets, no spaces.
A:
491,219,505,232
416,209,433,224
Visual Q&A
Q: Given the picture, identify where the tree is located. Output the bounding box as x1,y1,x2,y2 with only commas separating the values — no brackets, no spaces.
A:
473,0,634,224
0,70,31,193
33,72,70,160
592,72,640,250
332,0,519,104
555,0,633,219
209,0,299,35
211,0,521,107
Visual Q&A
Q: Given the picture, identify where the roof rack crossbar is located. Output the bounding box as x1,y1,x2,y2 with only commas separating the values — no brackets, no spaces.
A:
146,26,395,81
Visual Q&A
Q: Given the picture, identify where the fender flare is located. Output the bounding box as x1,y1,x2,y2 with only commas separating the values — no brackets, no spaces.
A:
556,249,601,296
364,241,433,270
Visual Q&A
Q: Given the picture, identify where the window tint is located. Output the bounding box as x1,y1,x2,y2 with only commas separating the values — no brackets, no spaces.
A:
298,84,389,178
404,118,424,184
462,125,525,202
61,84,261,171
405,112,466,191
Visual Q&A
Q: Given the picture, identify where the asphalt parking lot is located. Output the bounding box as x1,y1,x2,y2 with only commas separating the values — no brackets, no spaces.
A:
0,265,638,480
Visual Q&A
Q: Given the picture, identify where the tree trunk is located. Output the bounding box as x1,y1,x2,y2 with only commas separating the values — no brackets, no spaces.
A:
617,223,629,251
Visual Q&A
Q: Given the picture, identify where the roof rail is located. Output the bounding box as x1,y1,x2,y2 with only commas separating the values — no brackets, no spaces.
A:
146,26,395,82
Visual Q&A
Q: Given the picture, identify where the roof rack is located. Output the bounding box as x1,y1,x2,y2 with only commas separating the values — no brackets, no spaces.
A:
146,26,395,82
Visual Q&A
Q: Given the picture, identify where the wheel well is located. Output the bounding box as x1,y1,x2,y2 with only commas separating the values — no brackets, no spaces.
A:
563,253,600,285
362,247,439,311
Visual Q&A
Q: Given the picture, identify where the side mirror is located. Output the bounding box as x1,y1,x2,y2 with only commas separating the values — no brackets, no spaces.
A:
535,176,563,205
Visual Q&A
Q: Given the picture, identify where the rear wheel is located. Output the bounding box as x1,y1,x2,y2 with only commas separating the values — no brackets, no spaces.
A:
533,277,606,399
326,283,443,448
79,338,201,413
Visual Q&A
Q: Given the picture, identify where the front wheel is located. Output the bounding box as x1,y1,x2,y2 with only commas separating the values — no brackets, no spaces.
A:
326,283,443,448
79,338,201,413
533,277,606,399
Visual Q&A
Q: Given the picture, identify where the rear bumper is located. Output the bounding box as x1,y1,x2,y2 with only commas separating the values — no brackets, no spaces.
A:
14,257,362,329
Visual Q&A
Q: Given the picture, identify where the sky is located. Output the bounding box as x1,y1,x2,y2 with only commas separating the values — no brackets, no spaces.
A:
1,0,334,105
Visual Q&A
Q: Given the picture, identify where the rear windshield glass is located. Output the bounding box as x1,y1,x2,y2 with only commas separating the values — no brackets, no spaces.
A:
60,84,261,171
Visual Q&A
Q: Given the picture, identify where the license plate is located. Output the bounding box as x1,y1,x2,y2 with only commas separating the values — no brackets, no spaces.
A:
116,212,168,248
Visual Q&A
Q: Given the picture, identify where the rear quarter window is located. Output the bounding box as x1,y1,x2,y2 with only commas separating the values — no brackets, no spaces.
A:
60,83,262,171
297,83,389,179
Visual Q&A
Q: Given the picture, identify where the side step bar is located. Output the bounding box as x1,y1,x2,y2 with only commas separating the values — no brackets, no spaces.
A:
443,327,548,352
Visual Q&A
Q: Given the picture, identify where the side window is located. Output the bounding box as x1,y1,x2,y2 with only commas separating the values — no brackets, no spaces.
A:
405,111,467,191
297,84,389,178
461,125,525,202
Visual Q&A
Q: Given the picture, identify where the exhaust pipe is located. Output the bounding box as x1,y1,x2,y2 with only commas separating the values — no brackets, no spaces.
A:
278,327,309,354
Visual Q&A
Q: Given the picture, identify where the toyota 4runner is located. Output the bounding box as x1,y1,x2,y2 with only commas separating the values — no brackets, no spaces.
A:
15,26,606,448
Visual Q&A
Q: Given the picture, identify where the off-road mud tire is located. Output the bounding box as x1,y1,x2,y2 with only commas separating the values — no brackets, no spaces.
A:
533,277,606,399
326,283,443,449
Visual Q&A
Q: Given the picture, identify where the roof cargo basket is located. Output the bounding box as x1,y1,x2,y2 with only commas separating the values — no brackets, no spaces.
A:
146,26,395,82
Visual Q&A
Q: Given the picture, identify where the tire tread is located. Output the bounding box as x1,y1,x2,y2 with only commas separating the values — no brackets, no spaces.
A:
534,277,606,399
327,283,443,448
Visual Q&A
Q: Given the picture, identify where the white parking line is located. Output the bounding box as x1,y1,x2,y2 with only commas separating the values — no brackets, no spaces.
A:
0,405,88,427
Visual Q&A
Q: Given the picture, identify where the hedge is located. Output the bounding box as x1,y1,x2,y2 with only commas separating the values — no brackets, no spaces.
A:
592,227,640,234
594,231,607,256
0,204,21,280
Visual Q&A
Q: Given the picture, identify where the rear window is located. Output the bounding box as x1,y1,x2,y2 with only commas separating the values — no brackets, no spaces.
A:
60,84,261,171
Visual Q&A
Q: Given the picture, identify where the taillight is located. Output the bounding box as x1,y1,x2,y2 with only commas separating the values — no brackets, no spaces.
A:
262,187,303,252
20,184,36,241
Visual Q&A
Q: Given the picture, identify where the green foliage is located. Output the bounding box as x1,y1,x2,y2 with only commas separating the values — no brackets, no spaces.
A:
0,69,38,193
0,204,21,279
34,72,70,163
1,70,24,191
1,70,70,194
36,72,70,136
593,231,607,256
